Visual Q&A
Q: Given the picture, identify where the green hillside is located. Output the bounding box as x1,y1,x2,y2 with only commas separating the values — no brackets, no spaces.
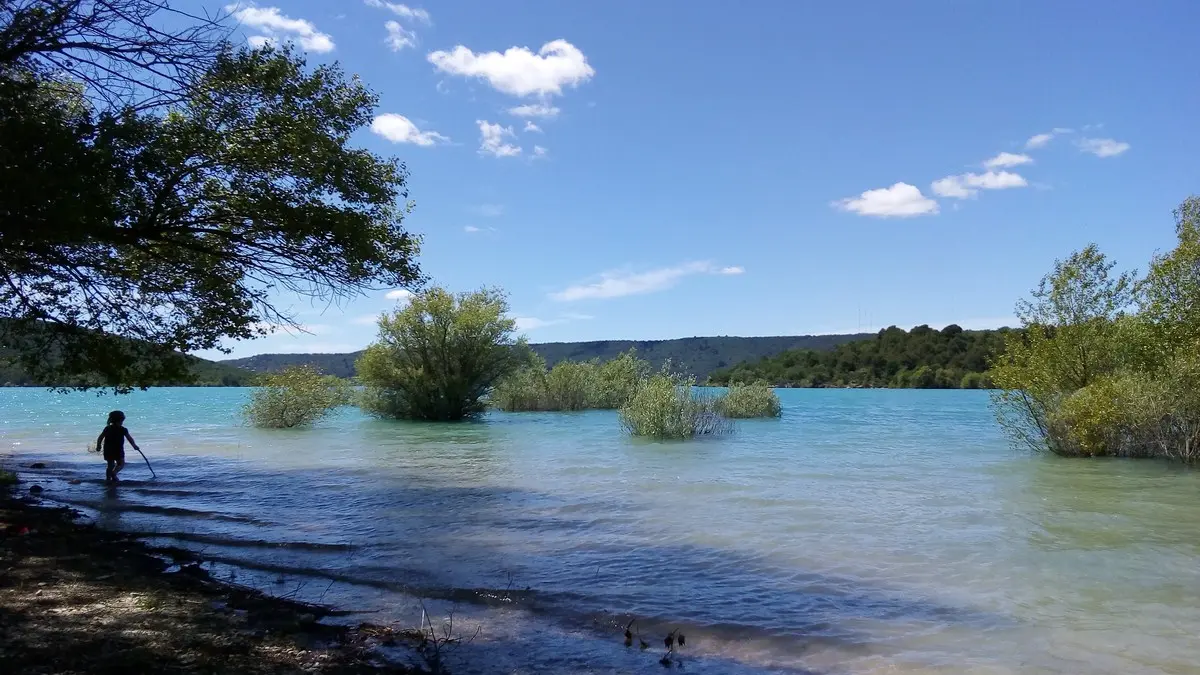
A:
708,325,1013,388
222,334,873,380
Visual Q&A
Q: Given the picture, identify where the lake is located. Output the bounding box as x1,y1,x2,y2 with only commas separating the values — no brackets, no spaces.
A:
3,387,1199,674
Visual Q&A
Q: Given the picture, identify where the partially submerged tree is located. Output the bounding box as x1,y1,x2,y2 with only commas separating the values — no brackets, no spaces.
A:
1,43,422,391
244,365,350,429
357,287,525,421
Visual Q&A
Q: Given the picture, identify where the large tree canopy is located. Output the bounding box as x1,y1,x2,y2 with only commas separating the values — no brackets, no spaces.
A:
1,3,422,391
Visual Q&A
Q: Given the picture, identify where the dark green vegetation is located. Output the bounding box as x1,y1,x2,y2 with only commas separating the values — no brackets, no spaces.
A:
222,333,872,380
990,197,1200,462
243,365,351,428
357,287,526,421
0,322,252,387
709,325,1009,388
0,2,421,392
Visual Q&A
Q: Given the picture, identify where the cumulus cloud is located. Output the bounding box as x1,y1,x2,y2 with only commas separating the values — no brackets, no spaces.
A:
834,183,939,218
550,262,741,301
983,152,1033,169
931,171,1028,199
508,103,561,118
226,5,334,52
428,40,594,97
370,114,448,145
718,266,745,275
1077,137,1130,158
532,145,547,159
523,121,542,133
477,120,521,157
385,289,414,302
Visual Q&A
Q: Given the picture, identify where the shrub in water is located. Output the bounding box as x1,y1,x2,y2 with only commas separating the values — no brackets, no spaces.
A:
619,368,731,439
357,286,525,421
589,349,651,409
717,381,782,418
244,365,350,428
490,355,550,412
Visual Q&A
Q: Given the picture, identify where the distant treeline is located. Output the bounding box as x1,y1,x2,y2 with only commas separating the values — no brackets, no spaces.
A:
708,325,1013,389
221,334,873,380
0,351,253,388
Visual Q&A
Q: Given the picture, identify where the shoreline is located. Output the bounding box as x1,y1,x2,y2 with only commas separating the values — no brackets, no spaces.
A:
0,479,428,674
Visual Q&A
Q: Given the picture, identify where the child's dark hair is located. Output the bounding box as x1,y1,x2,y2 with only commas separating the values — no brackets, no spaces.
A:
106,410,126,426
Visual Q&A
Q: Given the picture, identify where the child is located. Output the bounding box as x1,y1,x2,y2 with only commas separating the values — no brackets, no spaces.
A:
96,410,138,483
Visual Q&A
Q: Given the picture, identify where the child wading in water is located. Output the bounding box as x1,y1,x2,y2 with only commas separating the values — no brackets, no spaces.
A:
96,410,139,483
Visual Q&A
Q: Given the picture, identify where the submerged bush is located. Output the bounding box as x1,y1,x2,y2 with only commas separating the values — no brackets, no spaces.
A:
619,369,731,440
357,286,525,421
243,365,350,428
491,349,652,412
0,469,17,486
717,382,782,418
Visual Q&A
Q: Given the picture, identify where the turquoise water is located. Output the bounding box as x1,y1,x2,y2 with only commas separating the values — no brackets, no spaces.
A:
3,387,1200,674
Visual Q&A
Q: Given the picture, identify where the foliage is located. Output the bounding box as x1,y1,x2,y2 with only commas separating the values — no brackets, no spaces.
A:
243,365,350,428
490,349,651,412
0,469,16,486
989,197,1200,462
710,324,1010,388
716,382,782,418
619,368,732,440
1,5,422,393
357,287,524,421
221,334,869,381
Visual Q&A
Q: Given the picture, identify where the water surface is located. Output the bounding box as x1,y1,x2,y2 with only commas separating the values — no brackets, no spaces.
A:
3,388,1198,674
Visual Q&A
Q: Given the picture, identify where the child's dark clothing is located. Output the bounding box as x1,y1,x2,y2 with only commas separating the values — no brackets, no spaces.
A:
100,424,129,461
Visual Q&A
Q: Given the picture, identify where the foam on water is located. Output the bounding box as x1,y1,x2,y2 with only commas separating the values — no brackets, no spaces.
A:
3,387,1200,674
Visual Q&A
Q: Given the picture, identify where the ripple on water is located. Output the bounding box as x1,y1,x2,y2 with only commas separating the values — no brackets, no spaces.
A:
5,387,1200,674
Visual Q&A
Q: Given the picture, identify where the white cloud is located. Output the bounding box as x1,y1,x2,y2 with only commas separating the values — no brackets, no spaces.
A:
370,113,448,146
1077,137,1130,158
385,289,414,303
384,20,417,51
718,266,745,275
834,183,939,218
477,120,521,157
227,5,335,53
508,103,561,118
428,40,594,97
1025,127,1074,149
464,225,481,233
983,152,1033,169
1025,133,1053,149
932,171,1028,199
514,312,593,331
524,121,542,133
514,316,562,331
532,145,547,158
364,0,430,23
550,262,738,301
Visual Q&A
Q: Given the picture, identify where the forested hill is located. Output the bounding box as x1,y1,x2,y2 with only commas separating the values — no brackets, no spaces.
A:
222,334,873,380
707,325,1014,388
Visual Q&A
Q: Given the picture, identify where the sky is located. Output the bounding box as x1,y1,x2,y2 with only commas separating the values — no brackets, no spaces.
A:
199,0,1199,359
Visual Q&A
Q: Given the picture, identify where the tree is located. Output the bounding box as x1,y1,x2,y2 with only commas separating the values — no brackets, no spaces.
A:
243,365,350,429
0,0,230,111
1,44,423,391
989,245,1138,453
357,287,525,421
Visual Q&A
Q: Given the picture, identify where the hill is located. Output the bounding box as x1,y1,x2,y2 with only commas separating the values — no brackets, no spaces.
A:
708,324,1013,388
0,351,252,388
221,334,874,380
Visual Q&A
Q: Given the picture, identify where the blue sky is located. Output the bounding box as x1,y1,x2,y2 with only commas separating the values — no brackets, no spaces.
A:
201,0,1198,359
